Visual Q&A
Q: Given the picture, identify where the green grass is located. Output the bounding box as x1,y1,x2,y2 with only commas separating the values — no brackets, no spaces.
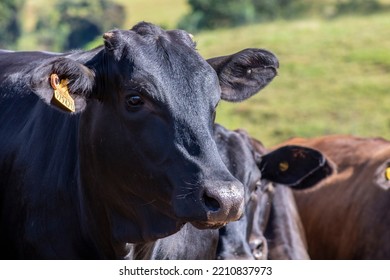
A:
194,13,390,146
114,0,189,29
19,1,390,147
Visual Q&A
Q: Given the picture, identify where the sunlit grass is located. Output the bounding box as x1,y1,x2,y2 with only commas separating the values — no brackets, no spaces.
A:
195,13,390,146
114,0,189,29
18,1,390,147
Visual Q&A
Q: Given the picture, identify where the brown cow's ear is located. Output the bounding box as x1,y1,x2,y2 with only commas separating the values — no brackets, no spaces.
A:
207,48,279,102
31,57,95,113
374,161,390,191
257,145,335,190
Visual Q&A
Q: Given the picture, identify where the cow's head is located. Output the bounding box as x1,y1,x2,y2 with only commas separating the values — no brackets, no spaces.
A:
30,22,278,248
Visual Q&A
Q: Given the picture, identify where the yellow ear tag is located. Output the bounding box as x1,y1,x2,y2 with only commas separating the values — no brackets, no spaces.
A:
279,161,289,172
385,167,390,181
50,74,75,112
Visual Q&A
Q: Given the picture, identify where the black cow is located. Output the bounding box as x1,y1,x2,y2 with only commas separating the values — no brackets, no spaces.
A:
129,126,334,260
0,22,279,259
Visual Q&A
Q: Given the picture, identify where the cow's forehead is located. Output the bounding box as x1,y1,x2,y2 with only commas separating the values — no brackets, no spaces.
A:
114,23,221,108
124,22,199,64
131,22,196,49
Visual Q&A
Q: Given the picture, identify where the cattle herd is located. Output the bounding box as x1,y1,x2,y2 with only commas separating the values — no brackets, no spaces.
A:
0,22,388,260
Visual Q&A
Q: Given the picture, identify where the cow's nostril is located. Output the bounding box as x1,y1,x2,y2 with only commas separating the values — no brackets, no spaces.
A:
253,243,264,260
203,192,221,212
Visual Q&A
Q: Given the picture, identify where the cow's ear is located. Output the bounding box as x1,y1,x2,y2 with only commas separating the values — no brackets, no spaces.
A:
257,145,334,190
31,57,95,113
207,48,279,102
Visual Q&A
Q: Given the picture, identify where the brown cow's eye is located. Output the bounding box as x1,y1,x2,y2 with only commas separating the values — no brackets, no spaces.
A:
126,95,144,108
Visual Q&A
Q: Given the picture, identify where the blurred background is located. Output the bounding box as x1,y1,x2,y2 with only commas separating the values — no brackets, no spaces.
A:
1,0,389,146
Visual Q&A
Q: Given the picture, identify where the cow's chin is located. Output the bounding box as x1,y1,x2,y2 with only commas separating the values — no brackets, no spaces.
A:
190,221,227,230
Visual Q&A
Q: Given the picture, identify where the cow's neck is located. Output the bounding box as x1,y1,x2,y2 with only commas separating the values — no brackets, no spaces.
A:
79,204,131,259
77,163,134,259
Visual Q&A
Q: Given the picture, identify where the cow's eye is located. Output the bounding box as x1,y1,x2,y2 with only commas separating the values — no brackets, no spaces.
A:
126,94,144,108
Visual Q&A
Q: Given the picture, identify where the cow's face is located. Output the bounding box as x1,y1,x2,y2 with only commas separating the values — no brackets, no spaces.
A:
81,23,246,242
31,22,279,244
214,125,262,260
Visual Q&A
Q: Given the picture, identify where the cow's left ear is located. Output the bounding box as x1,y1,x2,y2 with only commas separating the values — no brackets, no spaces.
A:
206,48,279,102
31,57,95,113
257,145,334,190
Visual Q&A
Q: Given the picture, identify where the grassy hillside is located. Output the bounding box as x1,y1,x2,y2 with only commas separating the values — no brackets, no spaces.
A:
109,1,390,146
114,0,189,29
22,0,189,31
195,13,390,146
19,1,390,147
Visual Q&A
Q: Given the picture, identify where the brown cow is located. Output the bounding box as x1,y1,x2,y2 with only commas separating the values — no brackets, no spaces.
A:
251,137,334,260
277,135,390,259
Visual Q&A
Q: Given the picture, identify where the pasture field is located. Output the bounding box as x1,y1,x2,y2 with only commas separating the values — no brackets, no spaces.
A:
110,0,390,146
195,13,390,146
21,1,390,146
114,0,189,29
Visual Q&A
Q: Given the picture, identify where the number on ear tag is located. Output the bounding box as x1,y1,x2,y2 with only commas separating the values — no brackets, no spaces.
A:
50,74,75,112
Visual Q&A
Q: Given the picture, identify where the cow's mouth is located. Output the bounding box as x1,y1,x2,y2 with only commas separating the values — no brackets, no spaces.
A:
190,221,228,230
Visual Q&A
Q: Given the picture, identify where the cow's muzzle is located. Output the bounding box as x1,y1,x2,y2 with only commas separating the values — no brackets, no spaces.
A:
191,180,245,229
